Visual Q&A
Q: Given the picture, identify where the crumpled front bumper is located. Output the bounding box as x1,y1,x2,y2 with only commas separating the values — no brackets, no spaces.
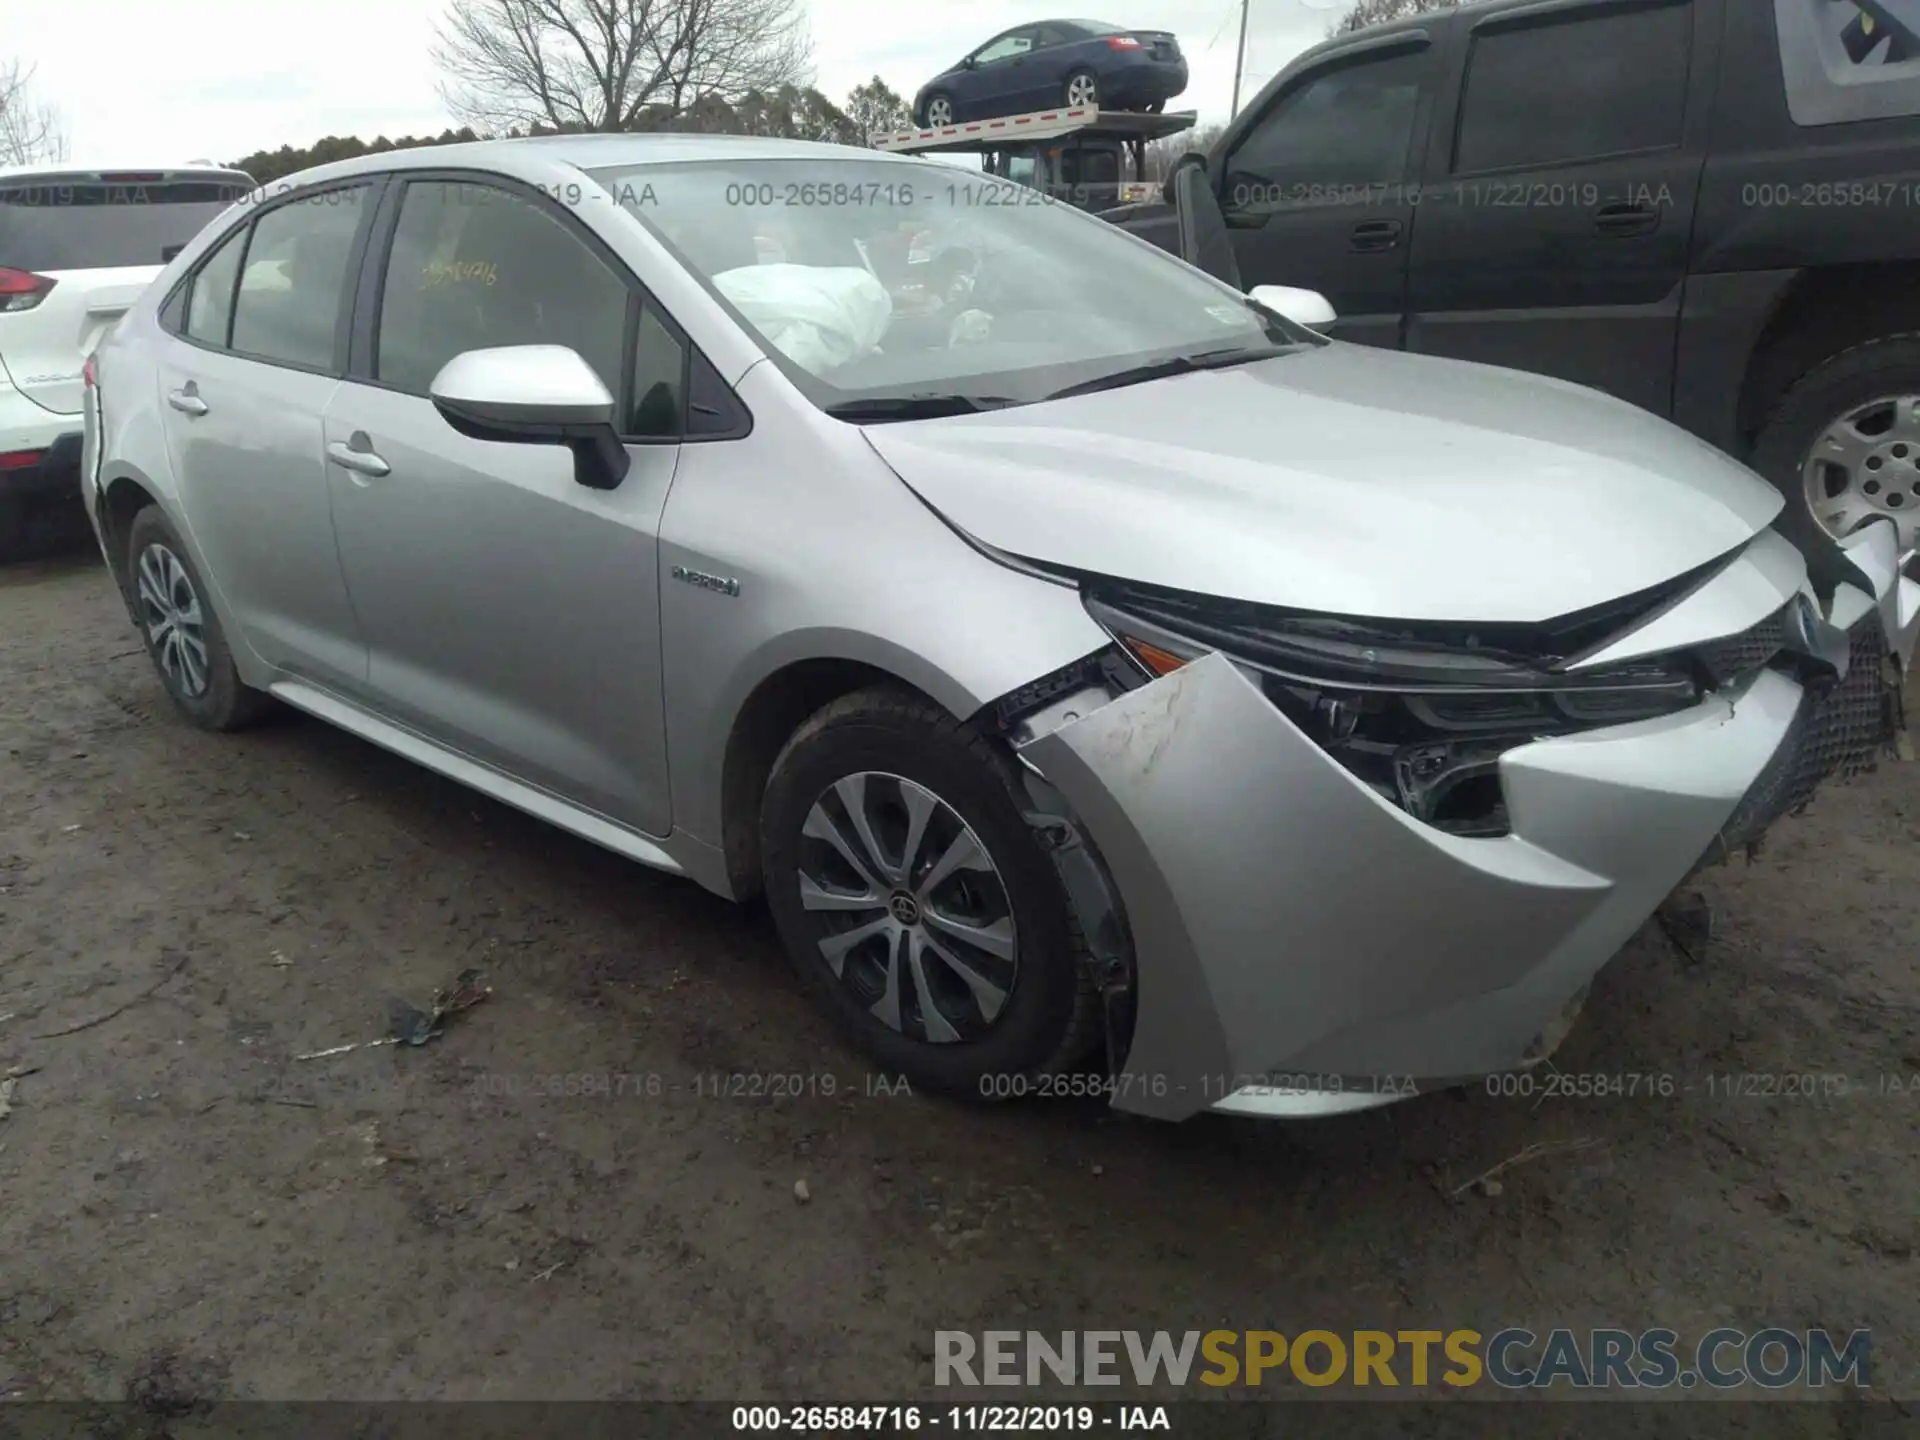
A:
1018,524,1920,1122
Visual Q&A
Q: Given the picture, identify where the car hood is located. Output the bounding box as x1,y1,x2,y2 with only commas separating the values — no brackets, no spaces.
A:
860,342,1786,623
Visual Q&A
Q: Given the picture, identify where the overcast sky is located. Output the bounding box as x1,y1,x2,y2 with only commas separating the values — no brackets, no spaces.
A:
13,0,1347,165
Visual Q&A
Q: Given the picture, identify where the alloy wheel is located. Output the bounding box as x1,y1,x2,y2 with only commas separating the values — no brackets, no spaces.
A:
136,542,211,698
1801,393,1920,549
926,96,953,126
796,771,1018,1045
1066,73,1099,106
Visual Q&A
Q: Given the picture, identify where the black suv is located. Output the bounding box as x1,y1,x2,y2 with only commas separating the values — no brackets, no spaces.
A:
1114,0,1920,555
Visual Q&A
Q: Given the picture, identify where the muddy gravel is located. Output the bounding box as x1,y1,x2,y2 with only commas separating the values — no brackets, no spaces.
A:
1,547,1917,1405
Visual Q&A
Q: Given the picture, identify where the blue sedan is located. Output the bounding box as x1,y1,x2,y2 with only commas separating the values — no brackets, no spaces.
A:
912,19,1188,127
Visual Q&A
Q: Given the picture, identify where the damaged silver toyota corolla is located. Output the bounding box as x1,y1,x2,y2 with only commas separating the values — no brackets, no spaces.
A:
86,137,1920,1121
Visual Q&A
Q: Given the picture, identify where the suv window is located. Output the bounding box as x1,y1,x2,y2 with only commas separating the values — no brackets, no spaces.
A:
1454,3,1693,174
975,31,1034,64
1774,0,1920,126
0,176,248,273
376,180,683,436
230,188,368,370
1224,48,1427,208
185,225,246,346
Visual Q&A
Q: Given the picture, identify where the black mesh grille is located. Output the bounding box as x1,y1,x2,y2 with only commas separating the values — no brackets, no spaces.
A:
1784,616,1896,801
1715,617,1895,854
1695,607,1789,687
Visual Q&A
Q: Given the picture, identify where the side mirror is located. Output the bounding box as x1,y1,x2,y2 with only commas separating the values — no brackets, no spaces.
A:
961,56,977,70
429,344,630,491
1248,284,1337,333
1161,150,1209,204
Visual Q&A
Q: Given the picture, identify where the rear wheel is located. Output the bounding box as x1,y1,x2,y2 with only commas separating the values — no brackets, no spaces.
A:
1750,333,1920,552
1064,69,1100,108
759,686,1097,1099
127,505,273,731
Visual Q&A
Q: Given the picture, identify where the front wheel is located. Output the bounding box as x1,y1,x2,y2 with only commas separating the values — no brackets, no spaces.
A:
921,93,954,128
759,687,1098,1099
1749,333,1920,553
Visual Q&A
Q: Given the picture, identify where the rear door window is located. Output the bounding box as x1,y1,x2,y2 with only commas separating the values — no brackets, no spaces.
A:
186,226,247,347
229,187,370,371
0,176,249,272
1452,3,1693,174
1774,0,1920,125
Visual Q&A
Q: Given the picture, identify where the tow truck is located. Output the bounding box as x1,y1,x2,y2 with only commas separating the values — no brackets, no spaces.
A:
870,103,1199,211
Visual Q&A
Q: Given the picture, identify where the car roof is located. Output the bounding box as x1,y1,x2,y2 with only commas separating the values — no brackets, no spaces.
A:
262,133,920,194
0,162,252,183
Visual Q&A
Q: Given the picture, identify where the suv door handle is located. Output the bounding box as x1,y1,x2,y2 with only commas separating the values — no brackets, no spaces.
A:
1593,202,1658,237
326,437,391,479
166,388,208,417
1349,219,1403,252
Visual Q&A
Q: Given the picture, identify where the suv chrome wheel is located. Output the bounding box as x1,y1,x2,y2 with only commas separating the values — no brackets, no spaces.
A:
1802,393,1920,548
136,541,211,698
796,771,1018,1044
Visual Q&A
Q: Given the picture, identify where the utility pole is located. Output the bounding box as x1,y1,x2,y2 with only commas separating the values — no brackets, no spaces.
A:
1230,0,1251,117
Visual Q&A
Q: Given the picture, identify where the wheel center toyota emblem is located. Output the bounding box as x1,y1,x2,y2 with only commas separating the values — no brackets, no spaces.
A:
888,892,922,926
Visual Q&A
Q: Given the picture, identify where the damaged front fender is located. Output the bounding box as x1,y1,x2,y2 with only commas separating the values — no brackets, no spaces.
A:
1018,652,1804,1121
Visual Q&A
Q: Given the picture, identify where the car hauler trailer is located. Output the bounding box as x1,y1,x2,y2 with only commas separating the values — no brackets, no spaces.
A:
871,103,1200,211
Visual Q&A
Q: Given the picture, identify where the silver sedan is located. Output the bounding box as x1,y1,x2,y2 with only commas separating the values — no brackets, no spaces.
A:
83,135,1920,1121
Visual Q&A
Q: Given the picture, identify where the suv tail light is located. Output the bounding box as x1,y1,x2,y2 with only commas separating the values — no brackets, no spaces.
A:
0,449,47,470
83,354,98,389
0,267,55,313
1106,34,1143,49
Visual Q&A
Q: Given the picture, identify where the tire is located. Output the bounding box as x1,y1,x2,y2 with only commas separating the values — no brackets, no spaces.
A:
920,93,954,128
1145,100,1166,114
1064,69,1100,108
0,498,28,563
0,492,90,563
1748,332,1920,554
759,686,1098,1100
126,505,273,731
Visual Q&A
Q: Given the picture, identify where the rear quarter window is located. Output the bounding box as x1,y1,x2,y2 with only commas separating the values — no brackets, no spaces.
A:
0,179,249,273
1774,0,1920,125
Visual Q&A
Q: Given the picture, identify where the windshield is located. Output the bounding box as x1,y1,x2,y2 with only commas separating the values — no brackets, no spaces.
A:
585,156,1314,415
0,176,250,272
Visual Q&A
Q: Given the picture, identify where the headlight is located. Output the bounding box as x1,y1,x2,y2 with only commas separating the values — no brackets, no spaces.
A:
1085,590,1704,838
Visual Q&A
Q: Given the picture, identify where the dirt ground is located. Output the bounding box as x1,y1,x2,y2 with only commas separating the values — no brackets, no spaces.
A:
1,543,1917,1407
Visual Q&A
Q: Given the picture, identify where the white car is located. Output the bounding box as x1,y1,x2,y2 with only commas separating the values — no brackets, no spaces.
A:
1,164,251,558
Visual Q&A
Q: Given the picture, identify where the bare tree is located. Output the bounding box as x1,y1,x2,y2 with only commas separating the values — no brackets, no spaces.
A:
0,60,68,165
1332,0,1462,36
843,75,911,142
433,0,812,134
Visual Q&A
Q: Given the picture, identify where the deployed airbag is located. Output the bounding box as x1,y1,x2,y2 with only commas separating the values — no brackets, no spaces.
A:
714,263,893,373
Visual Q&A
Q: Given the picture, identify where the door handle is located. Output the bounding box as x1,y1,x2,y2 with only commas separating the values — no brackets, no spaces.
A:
1222,209,1270,230
326,438,391,478
1349,219,1403,252
166,388,208,417
1593,202,1658,237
